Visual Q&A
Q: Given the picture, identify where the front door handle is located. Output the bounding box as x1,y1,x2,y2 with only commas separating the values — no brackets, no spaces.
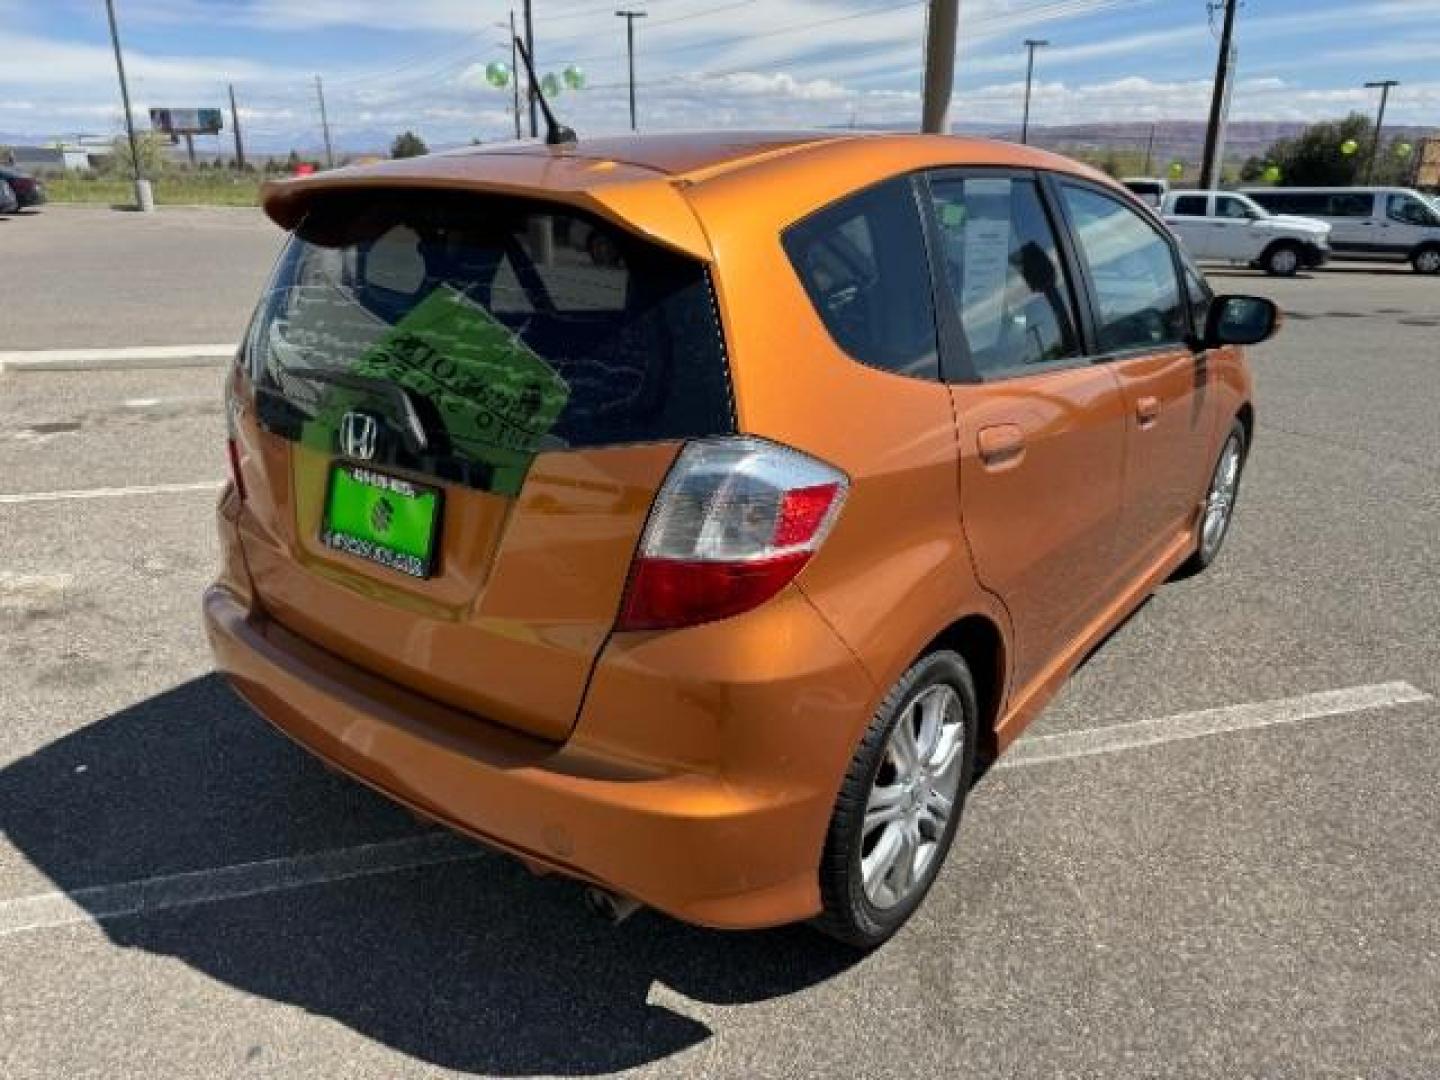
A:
977,423,1026,469
1136,395,1161,427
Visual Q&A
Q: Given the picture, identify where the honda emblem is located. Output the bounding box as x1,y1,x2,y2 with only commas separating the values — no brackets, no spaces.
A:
340,411,380,461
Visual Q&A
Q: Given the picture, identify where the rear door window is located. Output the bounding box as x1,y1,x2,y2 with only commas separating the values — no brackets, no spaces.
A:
925,173,1082,377
1329,192,1375,217
247,193,733,495
1172,195,1209,217
782,176,939,380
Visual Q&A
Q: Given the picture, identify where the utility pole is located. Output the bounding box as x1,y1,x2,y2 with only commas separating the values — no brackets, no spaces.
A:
1200,0,1238,190
314,75,335,168
524,0,538,138
616,10,648,131
103,0,152,211
1144,122,1156,174
510,11,522,138
921,0,960,134
229,83,247,170
1364,79,1399,184
1020,38,1048,145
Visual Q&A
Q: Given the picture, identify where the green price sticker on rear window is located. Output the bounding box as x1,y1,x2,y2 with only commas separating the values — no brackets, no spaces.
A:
322,464,440,578
309,285,571,496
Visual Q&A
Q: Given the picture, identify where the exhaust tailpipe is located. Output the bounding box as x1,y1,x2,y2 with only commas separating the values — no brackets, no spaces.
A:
583,886,642,925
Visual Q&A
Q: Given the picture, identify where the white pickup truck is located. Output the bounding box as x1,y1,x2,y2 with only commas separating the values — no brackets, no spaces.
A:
1160,190,1331,276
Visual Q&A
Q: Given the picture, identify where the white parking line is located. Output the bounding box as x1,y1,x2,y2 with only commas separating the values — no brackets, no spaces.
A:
0,682,1430,939
0,834,482,938
0,480,225,506
999,681,1432,769
0,344,235,373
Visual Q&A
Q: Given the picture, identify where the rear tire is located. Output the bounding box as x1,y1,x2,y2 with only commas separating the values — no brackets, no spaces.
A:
1263,242,1301,277
1179,418,1247,576
814,650,978,949
1412,246,1440,275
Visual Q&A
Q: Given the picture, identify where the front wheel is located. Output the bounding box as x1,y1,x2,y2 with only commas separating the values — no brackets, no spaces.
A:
814,650,978,949
1412,246,1440,275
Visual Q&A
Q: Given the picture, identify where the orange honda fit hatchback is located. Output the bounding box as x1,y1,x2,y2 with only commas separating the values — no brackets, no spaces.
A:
205,131,1279,947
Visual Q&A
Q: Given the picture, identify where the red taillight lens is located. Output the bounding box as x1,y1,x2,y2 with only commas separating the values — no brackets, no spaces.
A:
616,439,847,632
226,437,247,502
618,553,811,632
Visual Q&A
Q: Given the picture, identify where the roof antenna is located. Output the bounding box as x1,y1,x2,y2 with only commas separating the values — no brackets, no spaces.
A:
514,36,576,146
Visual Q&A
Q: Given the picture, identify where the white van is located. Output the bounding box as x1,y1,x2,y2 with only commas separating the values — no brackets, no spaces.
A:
1239,186,1440,274
1160,190,1331,276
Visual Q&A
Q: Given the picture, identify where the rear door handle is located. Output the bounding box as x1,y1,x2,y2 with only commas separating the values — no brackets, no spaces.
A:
977,423,1025,468
1136,395,1161,427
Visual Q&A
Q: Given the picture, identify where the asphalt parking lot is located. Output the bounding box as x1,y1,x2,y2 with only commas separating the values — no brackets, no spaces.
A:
2,206,1438,1079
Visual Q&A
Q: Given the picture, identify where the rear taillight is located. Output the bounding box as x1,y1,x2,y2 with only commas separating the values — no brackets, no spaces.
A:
617,438,848,632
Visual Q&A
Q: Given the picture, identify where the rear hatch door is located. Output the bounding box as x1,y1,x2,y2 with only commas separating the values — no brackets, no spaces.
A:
229,189,732,741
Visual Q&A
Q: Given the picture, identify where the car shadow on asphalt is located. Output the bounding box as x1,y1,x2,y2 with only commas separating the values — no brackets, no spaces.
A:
0,674,860,1075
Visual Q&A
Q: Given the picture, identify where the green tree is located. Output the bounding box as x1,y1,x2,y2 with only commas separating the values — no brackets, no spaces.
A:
1262,113,1375,186
106,131,170,178
1238,155,1267,183
390,131,429,159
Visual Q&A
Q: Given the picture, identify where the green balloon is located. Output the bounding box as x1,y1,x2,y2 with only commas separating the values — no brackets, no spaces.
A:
1168,161,1185,178
563,65,586,91
1396,142,1414,158
541,72,563,97
484,61,510,89
1263,164,1282,183
1340,138,1359,155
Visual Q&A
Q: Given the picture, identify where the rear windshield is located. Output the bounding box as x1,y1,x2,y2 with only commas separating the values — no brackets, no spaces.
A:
246,192,732,495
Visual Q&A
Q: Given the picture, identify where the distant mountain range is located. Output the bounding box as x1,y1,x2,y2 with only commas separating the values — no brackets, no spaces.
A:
5,118,1434,167
951,120,1437,170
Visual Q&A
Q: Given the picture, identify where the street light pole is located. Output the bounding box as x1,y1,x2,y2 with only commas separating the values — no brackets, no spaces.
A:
1020,38,1048,145
1364,79,1400,184
103,0,152,211
921,0,960,134
616,10,648,131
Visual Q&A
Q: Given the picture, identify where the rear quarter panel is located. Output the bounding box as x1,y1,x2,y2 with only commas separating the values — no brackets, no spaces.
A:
682,139,1025,734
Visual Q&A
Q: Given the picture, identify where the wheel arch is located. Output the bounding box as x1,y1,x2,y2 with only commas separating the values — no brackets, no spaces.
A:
920,614,1007,766
1236,399,1255,453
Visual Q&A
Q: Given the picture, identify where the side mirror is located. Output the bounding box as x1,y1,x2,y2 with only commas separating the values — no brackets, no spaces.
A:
1205,294,1281,348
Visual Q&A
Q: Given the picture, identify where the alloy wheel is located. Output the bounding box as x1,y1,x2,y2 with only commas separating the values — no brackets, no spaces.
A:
859,684,966,910
1201,434,1242,561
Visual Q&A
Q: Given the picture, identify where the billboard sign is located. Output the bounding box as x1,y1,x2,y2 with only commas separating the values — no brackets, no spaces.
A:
149,108,224,135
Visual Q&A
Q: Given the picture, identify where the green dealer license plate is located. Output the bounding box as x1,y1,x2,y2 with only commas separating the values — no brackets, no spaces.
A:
322,463,441,579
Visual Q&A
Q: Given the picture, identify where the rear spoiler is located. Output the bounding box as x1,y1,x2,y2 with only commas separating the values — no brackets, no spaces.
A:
261,149,713,263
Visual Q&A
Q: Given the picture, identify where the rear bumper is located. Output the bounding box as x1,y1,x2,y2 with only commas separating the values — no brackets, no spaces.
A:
204,581,868,929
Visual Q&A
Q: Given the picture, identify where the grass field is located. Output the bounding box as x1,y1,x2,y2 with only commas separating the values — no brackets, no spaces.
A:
44,173,265,207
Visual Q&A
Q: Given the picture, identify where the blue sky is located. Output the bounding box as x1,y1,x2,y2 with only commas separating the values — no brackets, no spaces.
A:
1,0,1437,151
